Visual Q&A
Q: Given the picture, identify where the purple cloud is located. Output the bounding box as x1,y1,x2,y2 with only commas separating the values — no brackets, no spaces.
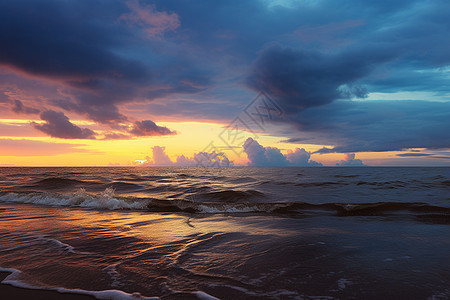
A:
32,110,96,139
11,100,40,114
130,120,175,137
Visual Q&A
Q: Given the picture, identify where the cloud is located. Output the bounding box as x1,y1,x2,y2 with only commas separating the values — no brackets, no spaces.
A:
11,100,40,114
32,110,96,139
243,137,321,166
336,153,365,166
0,138,97,156
396,153,433,157
102,132,132,140
130,120,176,137
280,137,311,143
0,91,8,103
135,146,233,167
286,147,322,166
120,0,180,38
147,146,174,166
293,100,450,153
0,1,149,82
243,137,288,166
177,152,233,167
0,0,211,124
246,44,386,112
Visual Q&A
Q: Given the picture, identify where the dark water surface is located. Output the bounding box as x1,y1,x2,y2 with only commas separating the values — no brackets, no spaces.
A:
0,167,449,299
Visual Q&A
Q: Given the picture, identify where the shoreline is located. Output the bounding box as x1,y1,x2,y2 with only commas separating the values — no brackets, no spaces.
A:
0,271,96,300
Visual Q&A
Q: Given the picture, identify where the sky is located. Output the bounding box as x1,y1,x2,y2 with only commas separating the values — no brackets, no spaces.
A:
1,0,450,166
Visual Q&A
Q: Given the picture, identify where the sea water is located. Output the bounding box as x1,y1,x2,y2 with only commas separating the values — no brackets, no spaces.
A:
0,167,449,299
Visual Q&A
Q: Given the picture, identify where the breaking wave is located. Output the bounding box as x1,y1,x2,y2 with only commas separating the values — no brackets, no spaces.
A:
1,190,449,222
0,189,148,210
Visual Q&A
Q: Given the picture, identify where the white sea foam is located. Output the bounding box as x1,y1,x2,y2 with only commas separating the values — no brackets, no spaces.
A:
36,235,76,253
160,282,221,300
103,264,122,287
197,204,261,214
208,283,299,299
0,266,159,299
337,278,353,290
193,291,221,300
0,189,148,211
1,242,36,252
0,266,21,280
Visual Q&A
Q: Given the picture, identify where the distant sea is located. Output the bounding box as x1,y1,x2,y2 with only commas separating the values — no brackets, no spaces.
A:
0,167,449,299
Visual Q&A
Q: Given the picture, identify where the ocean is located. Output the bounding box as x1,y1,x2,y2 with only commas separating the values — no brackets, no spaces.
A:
0,167,449,299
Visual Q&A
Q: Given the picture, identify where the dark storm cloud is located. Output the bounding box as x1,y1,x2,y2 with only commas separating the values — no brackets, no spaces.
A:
130,120,175,137
0,1,148,80
0,0,212,124
246,44,387,111
243,0,450,153
32,110,96,139
295,100,450,153
11,100,40,114
53,99,128,125
396,153,433,157
280,137,311,143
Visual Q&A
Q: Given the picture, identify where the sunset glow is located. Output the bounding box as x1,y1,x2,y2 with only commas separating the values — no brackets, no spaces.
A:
0,1,449,166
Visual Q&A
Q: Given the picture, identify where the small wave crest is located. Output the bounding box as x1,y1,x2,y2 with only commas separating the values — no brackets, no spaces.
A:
0,188,148,210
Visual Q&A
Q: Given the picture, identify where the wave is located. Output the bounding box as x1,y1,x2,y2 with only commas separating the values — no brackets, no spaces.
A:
21,177,148,195
147,200,450,216
199,190,265,202
1,234,90,255
31,178,86,189
0,189,148,210
271,201,450,216
1,191,450,220
106,181,144,191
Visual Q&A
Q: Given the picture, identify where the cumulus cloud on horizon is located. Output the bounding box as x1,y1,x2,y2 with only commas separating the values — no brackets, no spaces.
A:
336,153,365,166
137,138,324,167
243,138,322,166
135,146,233,167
